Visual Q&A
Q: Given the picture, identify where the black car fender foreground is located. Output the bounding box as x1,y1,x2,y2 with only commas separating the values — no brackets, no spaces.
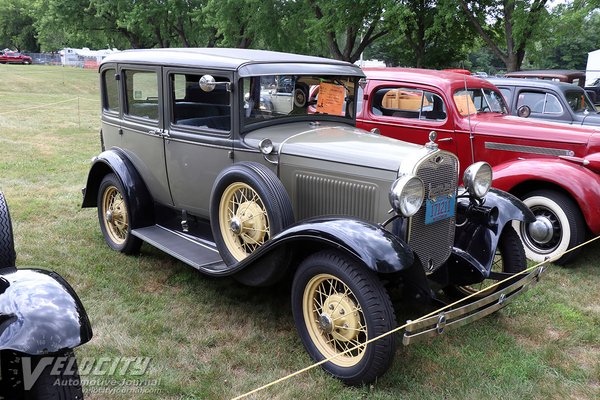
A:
0,267,93,354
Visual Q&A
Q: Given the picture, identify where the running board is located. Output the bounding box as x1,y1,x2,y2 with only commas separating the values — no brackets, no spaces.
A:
132,225,229,274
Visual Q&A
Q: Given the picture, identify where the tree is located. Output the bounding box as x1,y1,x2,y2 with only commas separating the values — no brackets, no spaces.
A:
306,0,391,62
366,0,475,68
454,0,551,72
525,0,600,70
0,0,39,51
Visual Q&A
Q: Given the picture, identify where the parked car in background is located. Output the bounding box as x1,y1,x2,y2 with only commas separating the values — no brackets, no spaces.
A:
81,48,543,384
0,50,32,64
0,192,93,398
503,69,586,87
585,77,600,104
488,77,600,127
357,67,600,265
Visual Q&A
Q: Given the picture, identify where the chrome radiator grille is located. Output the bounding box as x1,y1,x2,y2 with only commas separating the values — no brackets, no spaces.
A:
295,173,376,221
408,151,459,274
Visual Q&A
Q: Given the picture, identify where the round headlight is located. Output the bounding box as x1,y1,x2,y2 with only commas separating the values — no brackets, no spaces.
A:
389,175,425,217
463,162,493,198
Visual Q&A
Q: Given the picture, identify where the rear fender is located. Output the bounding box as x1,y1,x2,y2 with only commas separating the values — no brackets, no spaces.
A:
0,268,93,355
229,217,415,286
492,158,600,234
81,149,154,229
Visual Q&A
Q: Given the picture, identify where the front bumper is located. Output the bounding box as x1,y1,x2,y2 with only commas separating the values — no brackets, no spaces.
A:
402,266,546,345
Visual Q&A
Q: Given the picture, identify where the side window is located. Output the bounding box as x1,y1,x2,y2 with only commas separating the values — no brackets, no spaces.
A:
371,87,446,121
517,91,563,115
102,68,119,113
170,73,231,132
123,70,159,120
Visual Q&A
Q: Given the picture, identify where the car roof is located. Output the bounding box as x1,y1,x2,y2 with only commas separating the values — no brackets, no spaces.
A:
504,69,585,79
101,48,364,77
363,67,498,92
487,77,585,93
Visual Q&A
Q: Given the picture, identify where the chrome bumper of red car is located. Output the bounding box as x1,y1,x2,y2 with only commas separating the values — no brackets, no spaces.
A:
402,266,546,345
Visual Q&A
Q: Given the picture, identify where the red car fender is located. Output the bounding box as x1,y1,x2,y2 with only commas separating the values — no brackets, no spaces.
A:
491,158,600,235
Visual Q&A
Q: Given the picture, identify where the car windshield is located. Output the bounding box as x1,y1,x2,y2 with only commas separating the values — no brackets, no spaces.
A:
453,88,508,116
565,90,597,113
241,75,357,130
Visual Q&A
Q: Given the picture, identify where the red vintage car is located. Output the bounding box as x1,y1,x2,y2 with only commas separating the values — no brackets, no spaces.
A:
0,50,32,64
357,68,600,265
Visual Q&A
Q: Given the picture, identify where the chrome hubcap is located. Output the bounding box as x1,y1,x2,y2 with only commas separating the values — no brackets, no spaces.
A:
319,313,334,334
230,217,242,235
528,216,554,244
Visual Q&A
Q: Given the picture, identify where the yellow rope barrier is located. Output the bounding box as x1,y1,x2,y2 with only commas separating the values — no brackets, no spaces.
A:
0,98,78,115
232,234,600,400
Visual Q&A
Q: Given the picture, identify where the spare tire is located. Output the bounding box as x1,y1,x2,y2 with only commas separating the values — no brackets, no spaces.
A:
0,192,16,268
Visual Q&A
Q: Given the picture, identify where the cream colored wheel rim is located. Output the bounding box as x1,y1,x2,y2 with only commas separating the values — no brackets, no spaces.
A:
218,182,270,261
303,273,367,367
102,185,129,245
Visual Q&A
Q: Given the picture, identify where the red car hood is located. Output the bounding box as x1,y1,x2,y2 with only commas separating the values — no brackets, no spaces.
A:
469,114,598,148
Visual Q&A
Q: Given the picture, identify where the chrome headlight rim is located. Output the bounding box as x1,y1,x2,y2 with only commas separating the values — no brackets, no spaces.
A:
389,175,425,217
463,161,493,199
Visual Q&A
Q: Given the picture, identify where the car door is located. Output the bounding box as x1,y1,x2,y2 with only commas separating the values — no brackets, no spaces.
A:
357,81,457,154
119,65,173,206
163,69,234,218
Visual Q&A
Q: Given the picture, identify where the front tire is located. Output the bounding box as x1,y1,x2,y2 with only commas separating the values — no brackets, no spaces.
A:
0,350,84,400
291,250,396,385
0,191,16,268
446,225,526,298
514,190,585,265
97,173,141,254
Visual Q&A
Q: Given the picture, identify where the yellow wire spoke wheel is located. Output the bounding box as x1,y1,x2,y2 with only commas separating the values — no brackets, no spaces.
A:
101,185,129,245
291,250,396,384
302,273,368,367
218,182,271,262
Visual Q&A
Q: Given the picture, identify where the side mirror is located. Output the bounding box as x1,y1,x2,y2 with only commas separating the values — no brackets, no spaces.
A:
517,105,531,118
199,75,231,92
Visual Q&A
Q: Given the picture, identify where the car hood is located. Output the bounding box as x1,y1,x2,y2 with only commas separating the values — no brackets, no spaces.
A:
469,114,599,147
580,111,600,126
243,122,424,172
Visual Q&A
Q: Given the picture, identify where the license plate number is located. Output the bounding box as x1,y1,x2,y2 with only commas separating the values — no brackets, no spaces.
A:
425,195,455,224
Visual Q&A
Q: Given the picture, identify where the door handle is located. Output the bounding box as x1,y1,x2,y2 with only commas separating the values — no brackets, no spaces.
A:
438,137,453,142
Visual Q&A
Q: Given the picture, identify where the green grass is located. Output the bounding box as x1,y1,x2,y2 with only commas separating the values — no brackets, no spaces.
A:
0,64,599,400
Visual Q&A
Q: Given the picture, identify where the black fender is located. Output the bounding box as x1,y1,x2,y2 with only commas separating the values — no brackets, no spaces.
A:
81,149,154,229
227,217,415,286
0,268,93,355
431,188,535,286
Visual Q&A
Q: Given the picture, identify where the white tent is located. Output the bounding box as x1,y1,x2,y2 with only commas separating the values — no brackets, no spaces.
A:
585,49,600,86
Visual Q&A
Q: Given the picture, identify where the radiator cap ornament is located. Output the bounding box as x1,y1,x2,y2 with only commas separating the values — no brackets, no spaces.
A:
425,130,438,152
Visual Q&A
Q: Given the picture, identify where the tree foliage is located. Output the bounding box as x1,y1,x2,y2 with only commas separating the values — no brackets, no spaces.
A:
0,0,598,73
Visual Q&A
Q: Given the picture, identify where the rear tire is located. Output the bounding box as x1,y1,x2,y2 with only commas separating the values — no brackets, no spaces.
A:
97,173,142,254
0,191,16,268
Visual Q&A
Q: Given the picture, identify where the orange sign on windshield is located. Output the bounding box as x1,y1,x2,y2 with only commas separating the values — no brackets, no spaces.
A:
316,83,345,116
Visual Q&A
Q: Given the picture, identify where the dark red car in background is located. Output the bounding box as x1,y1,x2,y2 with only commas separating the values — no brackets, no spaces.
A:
356,68,600,265
0,50,32,64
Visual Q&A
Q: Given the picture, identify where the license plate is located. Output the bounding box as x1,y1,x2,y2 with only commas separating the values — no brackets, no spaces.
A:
425,194,456,224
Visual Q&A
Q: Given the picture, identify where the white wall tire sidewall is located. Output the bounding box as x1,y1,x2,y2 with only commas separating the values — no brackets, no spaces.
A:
513,195,571,262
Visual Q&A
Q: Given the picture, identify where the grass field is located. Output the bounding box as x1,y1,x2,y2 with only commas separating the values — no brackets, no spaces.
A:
0,64,598,400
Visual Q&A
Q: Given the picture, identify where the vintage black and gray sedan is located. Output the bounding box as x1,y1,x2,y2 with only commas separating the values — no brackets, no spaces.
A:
82,48,544,384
